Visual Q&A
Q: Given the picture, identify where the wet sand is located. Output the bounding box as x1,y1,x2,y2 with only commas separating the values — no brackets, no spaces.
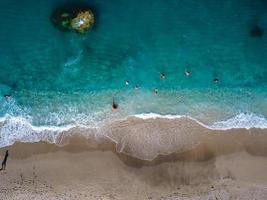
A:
0,130,267,200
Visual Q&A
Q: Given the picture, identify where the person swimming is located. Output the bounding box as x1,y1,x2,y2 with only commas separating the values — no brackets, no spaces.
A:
153,88,158,95
125,80,129,85
185,69,191,76
135,85,140,90
213,78,219,83
112,99,118,110
4,94,11,99
160,72,165,79
0,150,9,171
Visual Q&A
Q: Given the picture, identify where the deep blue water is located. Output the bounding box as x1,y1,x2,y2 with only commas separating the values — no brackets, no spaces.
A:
0,0,267,128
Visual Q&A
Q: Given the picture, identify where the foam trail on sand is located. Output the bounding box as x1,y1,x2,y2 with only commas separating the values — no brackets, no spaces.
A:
1,113,267,160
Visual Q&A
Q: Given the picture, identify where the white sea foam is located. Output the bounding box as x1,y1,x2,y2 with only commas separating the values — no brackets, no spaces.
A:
131,113,211,129
0,112,267,149
64,50,83,67
133,113,183,120
210,113,267,130
0,116,75,148
132,112,267,130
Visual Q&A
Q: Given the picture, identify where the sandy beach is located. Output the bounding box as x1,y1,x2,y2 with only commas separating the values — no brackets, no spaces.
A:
1,0,267,199
1,119,267,200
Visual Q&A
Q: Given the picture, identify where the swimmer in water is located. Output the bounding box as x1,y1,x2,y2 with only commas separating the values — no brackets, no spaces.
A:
112,99,118,110
153,88,158,95
160,72,165,79
185,69,191,76
125,80,129,85
213,78,219,83
4,94,11,100
135,85,140,90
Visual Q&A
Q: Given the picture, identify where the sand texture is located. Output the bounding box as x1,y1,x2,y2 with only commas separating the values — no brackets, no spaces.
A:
1,131,267,200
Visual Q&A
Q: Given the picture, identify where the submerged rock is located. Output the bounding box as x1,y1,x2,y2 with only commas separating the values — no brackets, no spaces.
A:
51,7,94,33
250,25,264,38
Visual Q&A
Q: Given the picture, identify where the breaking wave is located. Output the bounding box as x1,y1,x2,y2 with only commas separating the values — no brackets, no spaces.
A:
0,112,266,160
133,113,267,130
209,113,267,130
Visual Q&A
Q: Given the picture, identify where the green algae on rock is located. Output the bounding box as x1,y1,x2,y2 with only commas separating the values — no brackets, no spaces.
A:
51,8,94,33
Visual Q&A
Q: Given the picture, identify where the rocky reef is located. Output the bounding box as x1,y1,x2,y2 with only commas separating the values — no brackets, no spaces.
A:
51,7,94,33
250,25,264,38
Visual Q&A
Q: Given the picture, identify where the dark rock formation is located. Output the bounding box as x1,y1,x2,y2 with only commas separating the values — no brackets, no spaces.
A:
250,25,264,38
51,6,94,33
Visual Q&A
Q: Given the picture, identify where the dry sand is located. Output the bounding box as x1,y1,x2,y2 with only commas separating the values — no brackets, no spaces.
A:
0,135,267,200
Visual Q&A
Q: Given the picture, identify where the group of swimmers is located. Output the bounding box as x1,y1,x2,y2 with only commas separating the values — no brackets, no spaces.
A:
2,68,220,111
112,69,220,110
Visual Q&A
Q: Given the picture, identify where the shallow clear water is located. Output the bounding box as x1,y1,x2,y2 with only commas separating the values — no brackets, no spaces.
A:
0,0,267,130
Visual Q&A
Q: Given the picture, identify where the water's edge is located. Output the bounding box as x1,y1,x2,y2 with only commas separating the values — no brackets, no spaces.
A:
1,113,267,160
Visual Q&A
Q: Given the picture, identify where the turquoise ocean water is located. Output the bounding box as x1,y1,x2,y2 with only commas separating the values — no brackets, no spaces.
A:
0,0,267,147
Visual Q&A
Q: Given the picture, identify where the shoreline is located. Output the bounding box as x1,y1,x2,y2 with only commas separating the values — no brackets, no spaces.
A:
1,113,267,153
1,116,267,199
1,123,267,163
